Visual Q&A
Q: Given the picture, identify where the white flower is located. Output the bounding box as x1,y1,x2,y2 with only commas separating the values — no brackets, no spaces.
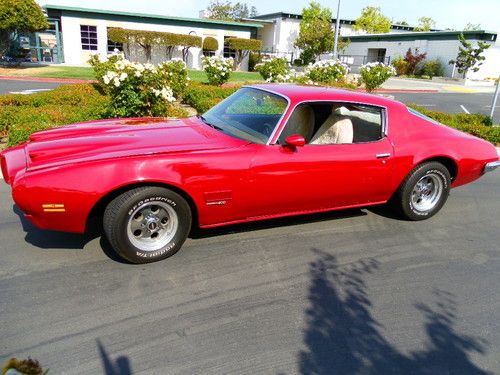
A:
119,72,128,81
113,77,120,87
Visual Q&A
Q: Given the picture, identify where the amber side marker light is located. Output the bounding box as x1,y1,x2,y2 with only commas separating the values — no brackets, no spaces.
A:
42,204,65,212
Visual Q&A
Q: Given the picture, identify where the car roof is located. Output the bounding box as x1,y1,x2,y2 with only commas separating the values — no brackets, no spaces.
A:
246,83,406,110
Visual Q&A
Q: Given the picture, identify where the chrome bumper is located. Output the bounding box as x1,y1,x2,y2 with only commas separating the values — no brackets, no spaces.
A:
484,160,500,174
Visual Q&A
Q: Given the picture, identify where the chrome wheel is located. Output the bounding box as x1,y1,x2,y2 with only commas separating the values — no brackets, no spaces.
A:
410,173,444,213
126,201,178,252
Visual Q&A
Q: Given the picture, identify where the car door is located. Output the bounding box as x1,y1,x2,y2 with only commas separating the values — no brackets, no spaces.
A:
242,103,395,218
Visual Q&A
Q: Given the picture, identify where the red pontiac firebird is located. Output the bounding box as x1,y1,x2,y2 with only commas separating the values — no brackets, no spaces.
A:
1,84,499,263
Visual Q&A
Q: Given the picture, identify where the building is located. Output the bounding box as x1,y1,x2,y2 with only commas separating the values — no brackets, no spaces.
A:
15,5,499,79
24,5,262,68
248,12,438,62
342,30,498,77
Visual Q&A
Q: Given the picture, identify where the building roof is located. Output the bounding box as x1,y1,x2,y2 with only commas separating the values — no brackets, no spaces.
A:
347,30,498,43
251,12,438,32
43,5,263,30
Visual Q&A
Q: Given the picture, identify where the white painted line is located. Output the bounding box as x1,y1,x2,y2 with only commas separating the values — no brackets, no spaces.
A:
460,105,470,114
8,89,52,95
414,104,436,107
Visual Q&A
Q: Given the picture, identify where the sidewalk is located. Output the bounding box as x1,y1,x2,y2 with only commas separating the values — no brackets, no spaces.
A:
382,77,497,94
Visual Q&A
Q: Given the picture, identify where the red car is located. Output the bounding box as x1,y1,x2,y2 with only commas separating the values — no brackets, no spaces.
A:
1,84,499,263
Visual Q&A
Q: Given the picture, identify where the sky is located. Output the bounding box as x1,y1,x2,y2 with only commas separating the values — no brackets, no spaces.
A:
36,0,500,34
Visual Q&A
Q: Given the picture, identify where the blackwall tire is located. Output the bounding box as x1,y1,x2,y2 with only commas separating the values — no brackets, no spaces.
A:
103,187,192,264
393,162,451,221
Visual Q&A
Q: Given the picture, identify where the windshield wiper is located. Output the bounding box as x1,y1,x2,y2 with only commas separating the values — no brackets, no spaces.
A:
198,115,224,131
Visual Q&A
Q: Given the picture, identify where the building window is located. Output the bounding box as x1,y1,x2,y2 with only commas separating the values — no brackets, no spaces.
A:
223,36,236,59
80,25,97,51
107,40,123,53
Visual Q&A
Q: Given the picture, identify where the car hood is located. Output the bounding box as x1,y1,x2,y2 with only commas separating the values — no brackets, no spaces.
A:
25,117,245,170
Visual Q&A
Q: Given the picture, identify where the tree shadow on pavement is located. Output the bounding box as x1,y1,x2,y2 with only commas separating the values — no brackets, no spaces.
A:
97,340,133,375
298,249,490,375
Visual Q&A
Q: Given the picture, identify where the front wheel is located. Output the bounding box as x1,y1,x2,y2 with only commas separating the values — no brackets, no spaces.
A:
103,187,192,263
392,162,451,221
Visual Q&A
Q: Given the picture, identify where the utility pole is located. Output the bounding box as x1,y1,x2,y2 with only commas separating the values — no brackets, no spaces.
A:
490,75,500,122
332,0,341,59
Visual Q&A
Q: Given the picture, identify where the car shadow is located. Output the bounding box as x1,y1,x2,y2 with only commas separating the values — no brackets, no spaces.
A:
190,208,367,239
297,248,490,374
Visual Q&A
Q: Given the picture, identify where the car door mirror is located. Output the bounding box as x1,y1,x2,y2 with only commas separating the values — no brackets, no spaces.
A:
285,135,306,148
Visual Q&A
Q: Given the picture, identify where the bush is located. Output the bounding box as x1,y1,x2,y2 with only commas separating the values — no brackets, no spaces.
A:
201,55,234,86
157,59,189,98
407,104,499,144
391,56,409,76
305,59,349,84
202,36,218,52
254,57,291,83
359,62,396,92
182,83,238,113
404,48,427,75
248,52,262,72
88,52,178,117
0,84,109,146
420,59,444,78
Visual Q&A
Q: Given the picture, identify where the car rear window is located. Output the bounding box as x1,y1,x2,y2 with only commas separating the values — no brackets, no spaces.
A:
408,108,443,126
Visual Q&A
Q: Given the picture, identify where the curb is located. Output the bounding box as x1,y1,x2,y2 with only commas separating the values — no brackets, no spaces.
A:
0,75,94,84
373,89,439,93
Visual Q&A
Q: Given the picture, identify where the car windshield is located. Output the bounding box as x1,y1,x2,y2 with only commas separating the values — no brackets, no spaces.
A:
201,87,288,144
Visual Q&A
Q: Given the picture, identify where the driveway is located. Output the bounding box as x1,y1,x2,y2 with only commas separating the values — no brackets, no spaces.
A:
1,171,499,374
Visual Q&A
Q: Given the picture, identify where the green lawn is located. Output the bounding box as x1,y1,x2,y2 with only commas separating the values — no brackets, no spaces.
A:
0,65,263,83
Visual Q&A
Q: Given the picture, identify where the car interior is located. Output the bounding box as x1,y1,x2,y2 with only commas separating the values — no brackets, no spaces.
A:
277,102,384,145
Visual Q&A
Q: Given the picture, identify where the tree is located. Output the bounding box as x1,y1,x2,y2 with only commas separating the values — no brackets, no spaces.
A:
414,17,436,32
206,1,257,21
395,21,409,26
464,23,481,31
294,1,334,64
404,48,427,74
226,37,261,70
0,0,48,58
352,6,391,34
449,33,491,77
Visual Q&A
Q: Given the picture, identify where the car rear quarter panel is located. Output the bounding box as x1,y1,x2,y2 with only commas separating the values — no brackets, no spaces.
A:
387,108,498,188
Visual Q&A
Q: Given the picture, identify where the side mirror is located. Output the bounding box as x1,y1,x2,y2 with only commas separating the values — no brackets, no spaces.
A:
285,135,305,148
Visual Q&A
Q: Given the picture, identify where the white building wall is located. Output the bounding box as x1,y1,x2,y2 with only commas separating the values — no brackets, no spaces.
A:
465,45,500,80
343,38,497,77
60,14,252,69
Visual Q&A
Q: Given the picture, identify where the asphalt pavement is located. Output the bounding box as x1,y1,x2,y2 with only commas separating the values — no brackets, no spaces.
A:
1,171,499,374
0,78,63,94
391,92,500,123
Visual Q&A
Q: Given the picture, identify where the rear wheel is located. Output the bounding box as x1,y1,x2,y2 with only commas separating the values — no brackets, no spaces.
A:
103,187,192,263
393,162,451,220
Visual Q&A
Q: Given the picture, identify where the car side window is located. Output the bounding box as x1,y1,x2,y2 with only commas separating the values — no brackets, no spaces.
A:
278,102,384,145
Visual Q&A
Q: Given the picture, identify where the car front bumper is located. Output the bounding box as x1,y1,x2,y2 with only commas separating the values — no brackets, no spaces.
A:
484,160,500,174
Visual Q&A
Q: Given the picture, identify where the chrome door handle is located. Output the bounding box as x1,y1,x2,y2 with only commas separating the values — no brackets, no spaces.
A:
375,153,391,158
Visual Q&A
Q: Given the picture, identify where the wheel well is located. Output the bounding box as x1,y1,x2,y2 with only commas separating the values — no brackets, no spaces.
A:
420,156,458,181
85,182,199,233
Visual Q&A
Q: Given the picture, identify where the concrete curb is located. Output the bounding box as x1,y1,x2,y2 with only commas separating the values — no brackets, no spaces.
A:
0,75,94,84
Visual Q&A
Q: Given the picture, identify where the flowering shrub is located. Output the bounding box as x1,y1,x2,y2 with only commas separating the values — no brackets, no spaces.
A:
359,62,396,92
157,59,189,98
254,57,291,83
201,56,233,85
305,60,349,84
88,52,178,117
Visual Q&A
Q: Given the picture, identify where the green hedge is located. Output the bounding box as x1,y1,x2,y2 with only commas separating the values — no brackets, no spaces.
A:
182,83,238,113
407,104,499,144
202,37,218,51
0,84,188,147
108,27,202,48
226,38,262,52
